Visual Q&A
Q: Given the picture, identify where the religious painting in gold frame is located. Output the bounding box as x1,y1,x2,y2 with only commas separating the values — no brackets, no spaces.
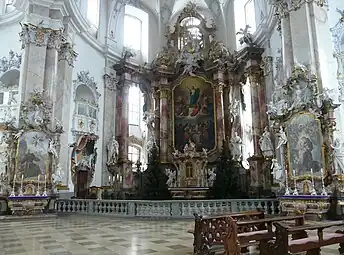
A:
172,76,216,152
16,131,51,181
286,112,324,177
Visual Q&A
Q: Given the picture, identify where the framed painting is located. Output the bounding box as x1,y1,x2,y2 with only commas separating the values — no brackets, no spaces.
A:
16,131,50,181
172,76,216,152
286,113,324,176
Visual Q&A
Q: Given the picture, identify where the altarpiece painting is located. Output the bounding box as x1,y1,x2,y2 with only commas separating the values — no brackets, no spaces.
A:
286,113,324,176
173,76,215,152
17,131,51,180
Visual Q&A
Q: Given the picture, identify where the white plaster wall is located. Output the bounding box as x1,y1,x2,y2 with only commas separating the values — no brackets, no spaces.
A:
70,34,106,188
0,22,22,58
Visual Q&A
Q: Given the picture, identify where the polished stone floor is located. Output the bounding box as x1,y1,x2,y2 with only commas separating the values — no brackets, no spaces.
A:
0,215,341,255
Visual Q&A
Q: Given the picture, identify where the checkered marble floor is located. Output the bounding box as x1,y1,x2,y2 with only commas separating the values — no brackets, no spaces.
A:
0,215,341,255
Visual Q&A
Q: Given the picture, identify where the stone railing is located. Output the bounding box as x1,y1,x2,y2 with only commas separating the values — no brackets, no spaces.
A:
56,198,279,218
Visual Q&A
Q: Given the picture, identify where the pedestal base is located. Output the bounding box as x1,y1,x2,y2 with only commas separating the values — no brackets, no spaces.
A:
168,187,209,199
279,195,330,220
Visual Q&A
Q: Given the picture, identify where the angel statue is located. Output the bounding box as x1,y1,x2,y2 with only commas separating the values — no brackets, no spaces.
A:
165,168,176,187
331,138,344,174
259,126,274,158
336,8,344,23
107,136,119,164
276,126,287,150
236,25,253,45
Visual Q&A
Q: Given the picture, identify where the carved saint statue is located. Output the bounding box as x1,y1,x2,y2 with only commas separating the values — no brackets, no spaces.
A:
259,126,274,157
230,132,242,161
236,25,253,45
165,168,176,188
52,164,64,185
271,158,282,182
48,139,58,159
208,168,216,187
331,138,344,174
276,126,288,150
107,136,119,164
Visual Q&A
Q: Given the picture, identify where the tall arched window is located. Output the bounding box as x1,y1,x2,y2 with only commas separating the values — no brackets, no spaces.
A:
128,86,142,126
234,0,256,48
123,5,149,60
128,145,140,164
87,0,100,28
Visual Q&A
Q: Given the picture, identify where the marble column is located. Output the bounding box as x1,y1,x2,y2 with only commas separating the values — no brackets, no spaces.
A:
159,87,169,162
103,71,117,185
55,41,77,189
153,86,160,143
116,81,130,162
19,23,51,101
214,83,225,151
280,12,294,79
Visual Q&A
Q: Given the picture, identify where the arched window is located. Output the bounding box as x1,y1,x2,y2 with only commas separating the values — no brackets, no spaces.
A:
234,0,256,48
128,145,140,164
123,5,149,60
87,0,100,28
178,16,204,49
128,86,145,127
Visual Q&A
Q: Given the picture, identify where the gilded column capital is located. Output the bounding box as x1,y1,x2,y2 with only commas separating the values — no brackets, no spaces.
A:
19,23,52,49
58,42,78,67
248,69,263,85
104,74,118,91
160,87,170,99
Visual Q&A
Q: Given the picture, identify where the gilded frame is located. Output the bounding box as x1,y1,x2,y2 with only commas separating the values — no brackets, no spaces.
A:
285,112,325,180
171,75,217,152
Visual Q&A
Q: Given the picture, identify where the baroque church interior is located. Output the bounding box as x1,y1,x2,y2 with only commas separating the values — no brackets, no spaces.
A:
1,0,344,254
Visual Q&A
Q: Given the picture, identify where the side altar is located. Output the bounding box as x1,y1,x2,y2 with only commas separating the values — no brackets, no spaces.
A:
0,90,63,215
267,63,341,219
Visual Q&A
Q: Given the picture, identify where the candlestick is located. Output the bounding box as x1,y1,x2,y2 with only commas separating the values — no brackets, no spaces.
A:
320,168,328,196
36,174,40,196
18,174,23,196
292,169,298,196
310,168,317,196
284,168,290,195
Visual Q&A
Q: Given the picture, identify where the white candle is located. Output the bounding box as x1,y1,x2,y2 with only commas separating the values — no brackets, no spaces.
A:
13,174,16,182
108,176,111,182
38,174,40,182
293,169,296,176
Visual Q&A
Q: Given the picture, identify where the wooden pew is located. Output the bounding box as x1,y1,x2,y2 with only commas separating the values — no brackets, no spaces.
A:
272,221,344,255
191,211,265,255
224,215,305,255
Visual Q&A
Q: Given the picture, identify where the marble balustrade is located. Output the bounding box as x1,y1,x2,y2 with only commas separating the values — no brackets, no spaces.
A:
55,198,279,218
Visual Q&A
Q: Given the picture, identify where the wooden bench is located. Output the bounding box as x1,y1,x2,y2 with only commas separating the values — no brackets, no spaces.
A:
224,215,305,255
191,211,265,255
272,221,344,255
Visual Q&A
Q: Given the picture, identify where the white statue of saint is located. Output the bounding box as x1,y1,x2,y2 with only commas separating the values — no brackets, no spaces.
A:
276,126,287,150
230,132,242,161
331,138,344,174
259,126,274,157
107,136,119,164
208,168,216,187
271,158,282,181
48,139,58,159
165,169,175,187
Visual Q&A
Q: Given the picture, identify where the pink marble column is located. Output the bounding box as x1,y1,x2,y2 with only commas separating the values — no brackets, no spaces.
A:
159,87,169,162
153,88,160,143
116,83,130,161
249,76,262,156
215,84,225,151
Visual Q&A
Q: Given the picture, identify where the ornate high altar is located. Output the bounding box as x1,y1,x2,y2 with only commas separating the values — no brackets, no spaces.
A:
109,2,261,199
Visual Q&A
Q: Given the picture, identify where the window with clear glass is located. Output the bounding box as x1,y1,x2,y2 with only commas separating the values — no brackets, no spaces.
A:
128,145,140,164
178,16,203,49
128,86,141,126
123,5,149,60
87,0,100,28
244,0,256,31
